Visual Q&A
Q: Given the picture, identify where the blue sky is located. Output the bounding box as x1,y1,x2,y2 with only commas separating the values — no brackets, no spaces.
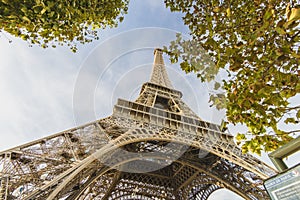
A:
0,1,299,199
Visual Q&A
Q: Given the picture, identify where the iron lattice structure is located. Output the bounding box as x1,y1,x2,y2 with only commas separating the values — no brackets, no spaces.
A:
0,49,276,200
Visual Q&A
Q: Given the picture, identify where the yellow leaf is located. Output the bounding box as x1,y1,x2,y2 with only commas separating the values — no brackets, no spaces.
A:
1,0,9,4
41,8,47,14
213,7,220,13
226,8,231,17
288,7,300,22
275,27,286,35
22,16,31,23
291,52,300,59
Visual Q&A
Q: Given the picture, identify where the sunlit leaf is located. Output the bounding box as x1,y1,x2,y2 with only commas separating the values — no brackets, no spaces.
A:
1,0,129,52
164,0,300,154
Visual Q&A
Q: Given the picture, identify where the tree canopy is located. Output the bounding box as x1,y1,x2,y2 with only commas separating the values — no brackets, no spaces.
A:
0,0,129,51
1,0,299,155
164,0,300,155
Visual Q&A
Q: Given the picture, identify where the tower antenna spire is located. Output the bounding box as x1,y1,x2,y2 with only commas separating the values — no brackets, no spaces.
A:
149,48,173,88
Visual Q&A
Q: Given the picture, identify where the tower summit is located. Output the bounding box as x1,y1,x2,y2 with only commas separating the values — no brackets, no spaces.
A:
0,49,276,199
150,48,173,88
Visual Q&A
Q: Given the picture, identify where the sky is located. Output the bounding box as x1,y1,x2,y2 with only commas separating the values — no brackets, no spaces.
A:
0,1,299,199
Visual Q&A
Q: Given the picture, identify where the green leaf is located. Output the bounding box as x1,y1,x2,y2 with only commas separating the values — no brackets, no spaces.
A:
21,35,29,40
21,7,27,13
284,117,297,124
275,26,286,35
1,0,9,4
214,82,221,90
41,8,47,14
263,9,274,20
1,0,129,51
164,0,300,154
22,16,31,23
236,133,246,141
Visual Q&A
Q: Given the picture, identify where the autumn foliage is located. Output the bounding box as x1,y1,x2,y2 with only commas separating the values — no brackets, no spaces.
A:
0,0,129,51
164,0,300,154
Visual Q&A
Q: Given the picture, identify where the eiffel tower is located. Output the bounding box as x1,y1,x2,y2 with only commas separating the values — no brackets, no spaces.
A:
0,48,276,200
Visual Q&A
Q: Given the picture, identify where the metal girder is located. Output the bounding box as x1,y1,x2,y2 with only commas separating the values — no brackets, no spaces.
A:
0,49,276,200
269,136,300,172
22,130,269,199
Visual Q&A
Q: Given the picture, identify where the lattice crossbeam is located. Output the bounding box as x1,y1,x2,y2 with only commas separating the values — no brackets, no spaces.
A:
0,49,276,200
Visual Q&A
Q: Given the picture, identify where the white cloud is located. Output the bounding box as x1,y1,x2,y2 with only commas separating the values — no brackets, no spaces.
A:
0,1,295,199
